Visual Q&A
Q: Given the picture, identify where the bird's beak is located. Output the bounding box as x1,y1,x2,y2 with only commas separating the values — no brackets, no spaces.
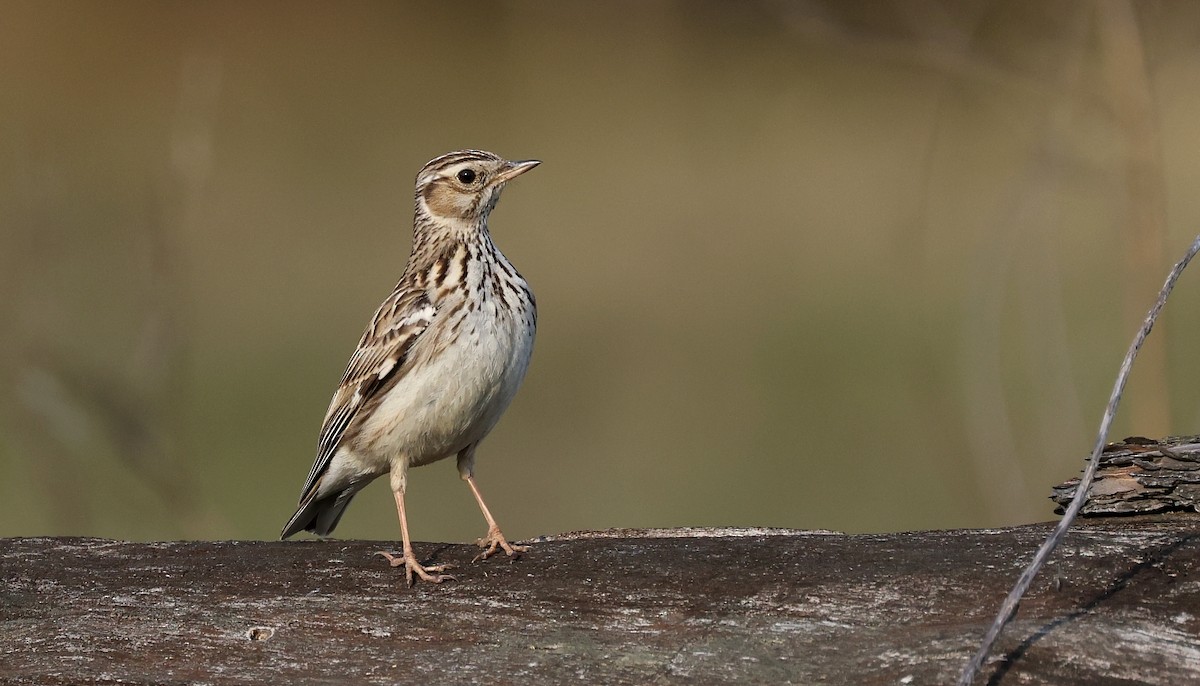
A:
494,159,541,184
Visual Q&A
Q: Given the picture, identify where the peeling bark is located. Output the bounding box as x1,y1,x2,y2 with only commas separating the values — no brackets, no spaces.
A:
1053,435,1200,516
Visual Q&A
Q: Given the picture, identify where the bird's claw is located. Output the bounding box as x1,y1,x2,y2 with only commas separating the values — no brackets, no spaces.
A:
472,528,530,563
375,551,456,586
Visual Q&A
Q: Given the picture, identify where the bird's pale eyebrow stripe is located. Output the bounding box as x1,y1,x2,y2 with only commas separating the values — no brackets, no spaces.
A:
422,150,497,170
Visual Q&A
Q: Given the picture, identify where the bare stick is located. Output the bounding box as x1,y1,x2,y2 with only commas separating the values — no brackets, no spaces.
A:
957,232,1200,685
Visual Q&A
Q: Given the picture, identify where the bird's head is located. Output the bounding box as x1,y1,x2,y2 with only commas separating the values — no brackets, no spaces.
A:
414,150,540,228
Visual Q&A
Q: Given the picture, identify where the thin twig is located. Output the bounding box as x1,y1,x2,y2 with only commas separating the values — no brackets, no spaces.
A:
957,231,1200,685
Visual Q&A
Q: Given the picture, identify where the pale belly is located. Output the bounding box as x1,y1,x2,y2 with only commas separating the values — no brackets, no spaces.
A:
359,302,534,469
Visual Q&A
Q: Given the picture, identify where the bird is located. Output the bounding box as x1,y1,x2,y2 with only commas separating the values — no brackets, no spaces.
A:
280,149,540,585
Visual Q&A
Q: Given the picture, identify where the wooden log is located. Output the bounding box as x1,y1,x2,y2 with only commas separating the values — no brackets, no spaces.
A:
3,518,1200,684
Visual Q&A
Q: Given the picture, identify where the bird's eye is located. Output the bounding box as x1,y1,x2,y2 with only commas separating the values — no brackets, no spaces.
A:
457,168,477,184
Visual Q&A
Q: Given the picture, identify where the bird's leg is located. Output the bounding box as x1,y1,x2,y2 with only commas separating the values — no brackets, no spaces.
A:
376,470,454,585
464,475,529,563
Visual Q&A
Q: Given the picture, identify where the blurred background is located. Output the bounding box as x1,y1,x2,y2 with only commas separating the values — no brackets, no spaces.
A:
4,1,1200,542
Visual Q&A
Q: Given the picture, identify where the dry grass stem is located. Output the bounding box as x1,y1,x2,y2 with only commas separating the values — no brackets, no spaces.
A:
958,231,1200,684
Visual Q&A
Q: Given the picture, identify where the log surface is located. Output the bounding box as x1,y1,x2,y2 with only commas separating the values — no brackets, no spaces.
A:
4,518,1200,685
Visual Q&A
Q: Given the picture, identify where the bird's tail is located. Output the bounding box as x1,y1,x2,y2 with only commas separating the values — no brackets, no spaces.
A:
280,484,357,540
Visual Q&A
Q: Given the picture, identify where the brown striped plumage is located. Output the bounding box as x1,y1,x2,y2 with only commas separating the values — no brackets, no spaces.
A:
281,150,540,585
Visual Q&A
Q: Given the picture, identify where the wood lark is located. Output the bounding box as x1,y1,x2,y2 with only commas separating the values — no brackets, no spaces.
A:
281,150,540,585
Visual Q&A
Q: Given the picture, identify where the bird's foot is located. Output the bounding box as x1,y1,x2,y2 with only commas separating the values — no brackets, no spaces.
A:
473,526,530,563
375,550,456,586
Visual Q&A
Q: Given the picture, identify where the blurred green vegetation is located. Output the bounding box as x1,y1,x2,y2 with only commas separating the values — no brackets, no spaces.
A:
4,1,1200,542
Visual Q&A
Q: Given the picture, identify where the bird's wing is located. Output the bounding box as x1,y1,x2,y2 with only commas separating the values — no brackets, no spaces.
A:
297,286,436,499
